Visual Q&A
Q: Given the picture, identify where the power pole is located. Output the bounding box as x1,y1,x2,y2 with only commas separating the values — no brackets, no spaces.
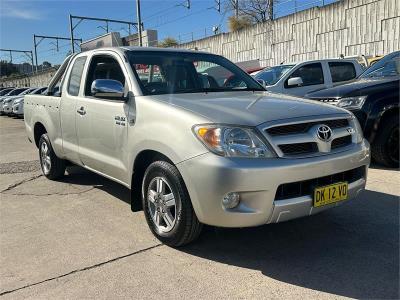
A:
136,0,143,46
268,0,274,20
69,15,139,52
0,49,35,73
235,0,239,18
34,34,83,72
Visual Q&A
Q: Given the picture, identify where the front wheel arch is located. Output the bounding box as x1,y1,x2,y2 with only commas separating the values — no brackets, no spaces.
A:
130,150,174,212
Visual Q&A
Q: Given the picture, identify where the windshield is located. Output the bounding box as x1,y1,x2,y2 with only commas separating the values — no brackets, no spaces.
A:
7,88,28,96
0,89,13,96
127,51,264,95
360,51,400,79
254,65,295,85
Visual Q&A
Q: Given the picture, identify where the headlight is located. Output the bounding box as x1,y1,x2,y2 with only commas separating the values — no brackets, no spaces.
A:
193,125,276,158
337,96,367,109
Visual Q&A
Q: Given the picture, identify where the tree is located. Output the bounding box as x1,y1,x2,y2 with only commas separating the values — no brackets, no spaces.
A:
228,16,253,31
0,61,19,77
158,37,179,48
42,61,52,68
226,0,274,23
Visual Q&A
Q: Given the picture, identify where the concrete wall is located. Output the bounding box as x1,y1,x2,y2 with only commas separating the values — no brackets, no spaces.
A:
178,0,400,66
0,68,57,88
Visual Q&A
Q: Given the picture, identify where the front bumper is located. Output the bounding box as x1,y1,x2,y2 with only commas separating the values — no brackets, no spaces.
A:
177,139,370,228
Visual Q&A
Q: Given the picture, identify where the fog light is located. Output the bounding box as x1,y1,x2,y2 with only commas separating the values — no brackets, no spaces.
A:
222,192,240,209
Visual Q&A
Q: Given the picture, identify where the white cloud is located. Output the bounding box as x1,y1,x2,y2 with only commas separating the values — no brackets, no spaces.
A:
1,1,43,20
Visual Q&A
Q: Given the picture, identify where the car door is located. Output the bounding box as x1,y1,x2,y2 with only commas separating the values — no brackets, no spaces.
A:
75,52,130,182
282,62,326,97
60,55,87,164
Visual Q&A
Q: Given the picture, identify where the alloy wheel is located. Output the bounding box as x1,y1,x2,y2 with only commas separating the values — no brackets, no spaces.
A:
147,176,177,233
40,141,51,174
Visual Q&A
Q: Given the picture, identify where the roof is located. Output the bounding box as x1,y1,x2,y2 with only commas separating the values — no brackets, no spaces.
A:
280,58,359,66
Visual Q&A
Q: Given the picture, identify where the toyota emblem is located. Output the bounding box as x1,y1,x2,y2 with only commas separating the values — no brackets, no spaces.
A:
317,125,332,142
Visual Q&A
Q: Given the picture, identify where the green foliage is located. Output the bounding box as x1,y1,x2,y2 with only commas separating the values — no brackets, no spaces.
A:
158,37,179,48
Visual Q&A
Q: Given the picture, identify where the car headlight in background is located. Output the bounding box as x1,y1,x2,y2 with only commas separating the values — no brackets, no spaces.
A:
337,96,367,110
193,125,276,158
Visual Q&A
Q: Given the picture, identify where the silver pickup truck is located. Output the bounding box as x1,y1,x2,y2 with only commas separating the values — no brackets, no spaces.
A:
25,47,370,246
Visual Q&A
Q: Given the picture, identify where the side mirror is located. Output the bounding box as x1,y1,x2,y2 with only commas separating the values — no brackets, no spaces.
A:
256,78,266,88
91,79,124,100
287,77,303,87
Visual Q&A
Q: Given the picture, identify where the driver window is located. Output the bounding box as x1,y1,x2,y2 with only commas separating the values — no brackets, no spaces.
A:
85,55,126,96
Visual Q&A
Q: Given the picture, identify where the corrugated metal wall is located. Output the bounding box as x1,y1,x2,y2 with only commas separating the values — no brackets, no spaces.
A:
178,0,400,66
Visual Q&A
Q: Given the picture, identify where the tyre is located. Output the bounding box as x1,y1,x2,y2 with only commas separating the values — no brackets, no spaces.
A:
39,134,66,179
371,115,399,168
142,161,202,247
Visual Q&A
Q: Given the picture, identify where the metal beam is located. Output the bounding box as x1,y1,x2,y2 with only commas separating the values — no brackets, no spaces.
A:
69,14,140,53
0,49,35,73
33,34,82,72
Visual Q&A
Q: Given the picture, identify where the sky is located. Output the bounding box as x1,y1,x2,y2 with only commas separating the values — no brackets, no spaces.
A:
0,0,337,66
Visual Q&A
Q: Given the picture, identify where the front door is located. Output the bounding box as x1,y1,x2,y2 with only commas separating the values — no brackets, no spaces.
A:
283,62,326,97
75,53,130,182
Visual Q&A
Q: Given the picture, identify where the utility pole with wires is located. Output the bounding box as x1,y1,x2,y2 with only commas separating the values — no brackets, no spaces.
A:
33,35,82,72
69,15,140,53
234,0,239,18
136,0,143,46
0,49,35,73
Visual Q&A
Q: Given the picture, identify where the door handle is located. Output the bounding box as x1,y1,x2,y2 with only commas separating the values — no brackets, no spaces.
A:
77,107,86,115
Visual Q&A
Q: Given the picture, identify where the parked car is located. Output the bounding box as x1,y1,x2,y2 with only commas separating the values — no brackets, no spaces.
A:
254,59,363,97
10,87,47,117
306,51,399,168
4,87,47,116
25,47,369,246
1,87,36,114
0,88,29,114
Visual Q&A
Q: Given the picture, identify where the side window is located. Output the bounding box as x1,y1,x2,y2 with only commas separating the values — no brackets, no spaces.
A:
67,56,87,96
286,63,324,88
85,55,126,96
329,62,356,82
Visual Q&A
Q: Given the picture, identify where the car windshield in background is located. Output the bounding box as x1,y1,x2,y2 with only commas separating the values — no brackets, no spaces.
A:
254,65,295,86
127,51,264,95
7,88,28,96
360,51,400,79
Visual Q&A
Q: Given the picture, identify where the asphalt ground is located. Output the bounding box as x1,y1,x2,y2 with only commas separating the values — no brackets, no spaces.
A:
0,115,399,299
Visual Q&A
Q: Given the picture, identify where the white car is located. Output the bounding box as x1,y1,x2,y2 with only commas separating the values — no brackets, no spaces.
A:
2,87,46,116
254,59,364,97
0,88,30,114
12,98,24,117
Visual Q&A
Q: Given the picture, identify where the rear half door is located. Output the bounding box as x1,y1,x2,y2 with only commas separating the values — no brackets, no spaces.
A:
60,55,88,164
75,51,130,183
328,61,358,87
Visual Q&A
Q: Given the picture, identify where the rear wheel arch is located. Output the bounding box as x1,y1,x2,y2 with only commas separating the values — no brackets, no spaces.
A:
33,122,47,148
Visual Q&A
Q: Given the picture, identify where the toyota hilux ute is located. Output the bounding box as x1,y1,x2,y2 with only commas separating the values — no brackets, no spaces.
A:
24,47,370,247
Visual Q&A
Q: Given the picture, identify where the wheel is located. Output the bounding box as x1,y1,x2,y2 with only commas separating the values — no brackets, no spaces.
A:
372,115,399,168
39,134,66,179
142,161,202,247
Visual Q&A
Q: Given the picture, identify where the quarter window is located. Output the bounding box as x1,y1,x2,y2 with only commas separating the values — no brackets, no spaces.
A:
286,63,324,88
68,56,87,96
329,62,356,83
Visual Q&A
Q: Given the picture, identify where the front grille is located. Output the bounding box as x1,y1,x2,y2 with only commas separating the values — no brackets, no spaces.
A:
331,135,352,149
274,166,365,201
279,143,318,155
266,119,349,136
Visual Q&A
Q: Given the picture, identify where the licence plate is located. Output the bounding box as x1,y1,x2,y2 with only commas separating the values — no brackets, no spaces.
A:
314,182,348,207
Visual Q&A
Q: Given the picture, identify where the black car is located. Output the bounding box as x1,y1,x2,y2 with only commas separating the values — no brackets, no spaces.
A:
306,51,399,168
